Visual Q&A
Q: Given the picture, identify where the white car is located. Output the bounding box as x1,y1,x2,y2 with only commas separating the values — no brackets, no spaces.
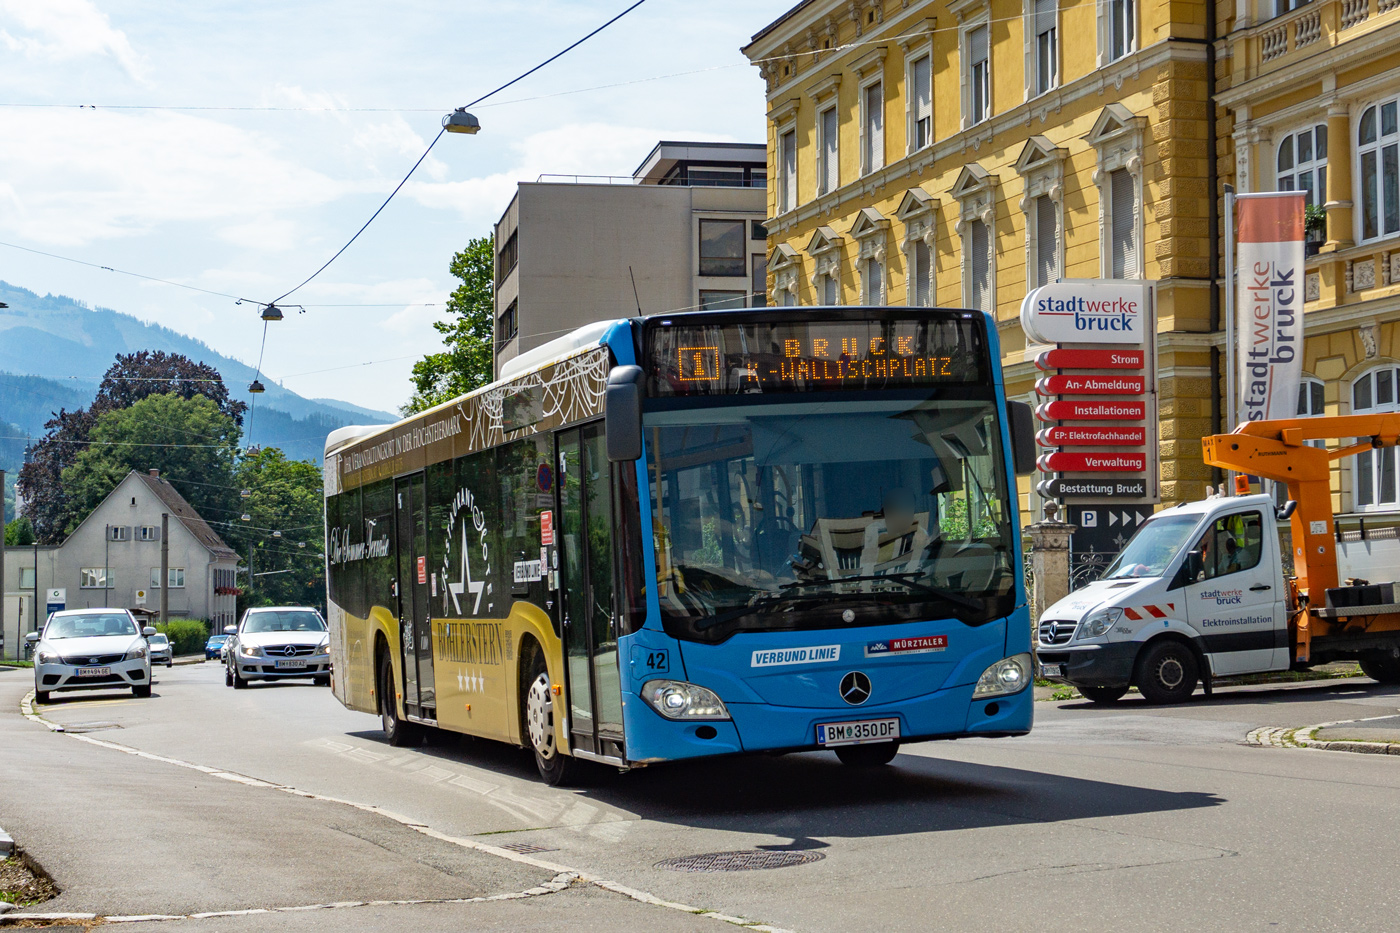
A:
147,633,173,667
224,607,330,689
27,609,156,703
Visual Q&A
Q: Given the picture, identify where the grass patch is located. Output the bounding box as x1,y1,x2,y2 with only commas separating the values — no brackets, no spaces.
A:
0,661,33,669
0,856,57,907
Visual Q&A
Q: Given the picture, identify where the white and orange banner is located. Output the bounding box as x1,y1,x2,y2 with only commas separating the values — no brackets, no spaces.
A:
1237,193,1306,422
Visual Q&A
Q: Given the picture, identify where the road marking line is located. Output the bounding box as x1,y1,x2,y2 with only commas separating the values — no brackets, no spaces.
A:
18,690,795,932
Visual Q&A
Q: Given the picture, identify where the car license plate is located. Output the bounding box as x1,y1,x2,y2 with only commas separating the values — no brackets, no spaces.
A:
816,718,899,747
275,659,308,669
1040,662,1063,677
76,667,111,677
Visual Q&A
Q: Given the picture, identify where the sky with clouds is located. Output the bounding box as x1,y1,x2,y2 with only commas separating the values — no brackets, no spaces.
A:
0,0,792,413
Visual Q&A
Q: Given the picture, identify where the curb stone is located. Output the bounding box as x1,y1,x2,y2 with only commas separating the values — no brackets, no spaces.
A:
1247,716,1400,755
0,826,12,857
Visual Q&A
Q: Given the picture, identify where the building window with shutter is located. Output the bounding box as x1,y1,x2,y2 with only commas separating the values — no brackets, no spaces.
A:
862,82,884,175
778,128,797,213
968,26,990,126
969,219,991,312
864,257,884,305
912,240,933,306
1108,0,1135,62
819,273,839,306
1035,195,1059,287
138,525,159,541
819,107,839,194
910,55,932,151
1108,169,1139,278
1035,0,1058,96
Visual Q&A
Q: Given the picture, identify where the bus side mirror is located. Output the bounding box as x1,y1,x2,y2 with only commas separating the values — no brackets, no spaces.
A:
1007,401,1036,476
606,365,645,462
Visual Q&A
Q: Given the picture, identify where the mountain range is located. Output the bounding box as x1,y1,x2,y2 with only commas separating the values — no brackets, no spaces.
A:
0,281,399,466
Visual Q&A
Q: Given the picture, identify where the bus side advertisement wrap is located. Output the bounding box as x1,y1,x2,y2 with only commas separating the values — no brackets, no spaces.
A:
645,314,988,396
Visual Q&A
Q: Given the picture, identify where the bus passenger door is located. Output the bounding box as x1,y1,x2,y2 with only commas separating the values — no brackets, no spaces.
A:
394,473,435,720
557,422,624,760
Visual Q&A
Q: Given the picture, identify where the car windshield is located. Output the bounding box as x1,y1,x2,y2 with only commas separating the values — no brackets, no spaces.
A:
45,613,137,639
242,610,325,634
646,395,1015,641
208,636,228,645
149,634,169,645
1103,514,1202,579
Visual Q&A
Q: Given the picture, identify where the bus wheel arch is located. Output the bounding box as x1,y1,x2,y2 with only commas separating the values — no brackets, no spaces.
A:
520,640,581,786
1133,634,1202,705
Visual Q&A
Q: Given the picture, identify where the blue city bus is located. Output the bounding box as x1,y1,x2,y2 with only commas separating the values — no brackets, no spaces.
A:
323,307,1036,784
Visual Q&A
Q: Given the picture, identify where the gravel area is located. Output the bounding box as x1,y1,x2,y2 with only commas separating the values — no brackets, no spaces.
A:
0,856,58,907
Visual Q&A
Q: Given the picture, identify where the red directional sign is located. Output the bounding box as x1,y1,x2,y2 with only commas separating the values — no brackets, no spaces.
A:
1037,451,1147,473
1036,426,1146,447
1036,375,1145,396
1036,400,1147,421
1034,348,1145,371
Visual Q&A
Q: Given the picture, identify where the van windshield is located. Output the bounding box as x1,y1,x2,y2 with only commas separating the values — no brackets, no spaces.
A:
1103,515,1201,579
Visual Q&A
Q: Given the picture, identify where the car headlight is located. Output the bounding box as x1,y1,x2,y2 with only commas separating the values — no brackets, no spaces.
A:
315,636,330,654
240,644,262,657
973,654,1032,699
36,648,60,664
1074,608,1122,642
641,679,730,720
124,644,149,661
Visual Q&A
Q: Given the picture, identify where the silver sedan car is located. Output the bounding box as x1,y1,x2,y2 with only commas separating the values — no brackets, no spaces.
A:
147,633,173,667
27,609,155,703
224,607,330,688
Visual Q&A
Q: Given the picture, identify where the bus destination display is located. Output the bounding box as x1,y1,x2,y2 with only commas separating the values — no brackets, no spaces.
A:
646,317,986,396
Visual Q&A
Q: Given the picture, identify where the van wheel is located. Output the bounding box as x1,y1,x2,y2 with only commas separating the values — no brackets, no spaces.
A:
1136,641,1198,704
835,742,899,767
1359,656,1400,685
378,652,421,747
525,652,582,786
1079,685,1129,705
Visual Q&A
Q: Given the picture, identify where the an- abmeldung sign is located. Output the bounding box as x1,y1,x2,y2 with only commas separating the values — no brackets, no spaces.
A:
1020,280,1150,346
1236,192,1305,422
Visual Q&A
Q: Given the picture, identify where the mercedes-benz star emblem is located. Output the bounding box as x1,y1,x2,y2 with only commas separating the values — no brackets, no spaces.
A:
841,609,856,623
279,645,297,657
839,671,872,705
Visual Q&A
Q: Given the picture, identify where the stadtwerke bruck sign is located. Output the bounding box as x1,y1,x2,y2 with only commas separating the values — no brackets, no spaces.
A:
1020,280,1151,346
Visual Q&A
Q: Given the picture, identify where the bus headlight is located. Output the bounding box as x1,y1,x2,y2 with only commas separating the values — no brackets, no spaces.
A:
972,654,1032,699
1074,608,1122,641
641,680,730,720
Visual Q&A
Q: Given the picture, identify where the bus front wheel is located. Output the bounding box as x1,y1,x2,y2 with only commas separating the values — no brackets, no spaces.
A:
378,652,421,748
835,742,899,767
525,653,581,787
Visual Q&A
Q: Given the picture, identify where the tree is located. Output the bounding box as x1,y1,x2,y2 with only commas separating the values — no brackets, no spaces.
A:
19,351,244,543
404,235,495,414
225,448,325,613
60,393,240,537
5,516,35,546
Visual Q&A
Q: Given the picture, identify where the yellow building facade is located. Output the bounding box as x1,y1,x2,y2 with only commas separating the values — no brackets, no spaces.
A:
744,0,1400,529
743,0,1222,521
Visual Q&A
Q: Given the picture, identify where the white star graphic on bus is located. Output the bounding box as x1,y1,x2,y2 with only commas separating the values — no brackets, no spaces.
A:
448,525,484,615
457,671,486,693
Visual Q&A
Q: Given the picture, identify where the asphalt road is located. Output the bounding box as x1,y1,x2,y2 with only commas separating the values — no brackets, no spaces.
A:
3,662,1400,932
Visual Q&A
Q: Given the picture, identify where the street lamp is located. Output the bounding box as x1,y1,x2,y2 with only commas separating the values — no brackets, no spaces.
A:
442,108,481,135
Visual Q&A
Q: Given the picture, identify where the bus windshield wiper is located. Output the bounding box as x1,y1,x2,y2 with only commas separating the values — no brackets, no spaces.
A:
781,573,983,612
692,590,834,631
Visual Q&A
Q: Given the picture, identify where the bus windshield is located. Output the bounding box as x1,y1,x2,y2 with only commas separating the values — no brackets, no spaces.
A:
1103,514,1200,579
646,395,1015,641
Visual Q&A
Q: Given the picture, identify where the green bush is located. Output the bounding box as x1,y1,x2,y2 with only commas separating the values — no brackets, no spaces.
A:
156,618,208,656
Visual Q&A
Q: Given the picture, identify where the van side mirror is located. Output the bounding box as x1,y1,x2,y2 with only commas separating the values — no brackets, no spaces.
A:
1276,499,1298,521
1007,401,1036,476
1169,550,1204,590
25,632,39,644
223,625,237,635
606,365,645,463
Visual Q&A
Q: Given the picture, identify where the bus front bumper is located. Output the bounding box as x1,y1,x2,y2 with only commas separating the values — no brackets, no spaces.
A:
624,680,1032,763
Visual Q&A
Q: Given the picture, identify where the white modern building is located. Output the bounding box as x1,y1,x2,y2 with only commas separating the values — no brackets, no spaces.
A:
492,141,769,376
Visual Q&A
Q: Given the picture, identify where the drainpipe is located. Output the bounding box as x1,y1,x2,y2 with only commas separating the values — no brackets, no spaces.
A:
1207,0,1224,483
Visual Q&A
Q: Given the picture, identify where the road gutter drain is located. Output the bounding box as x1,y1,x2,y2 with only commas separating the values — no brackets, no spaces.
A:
655,850,826,872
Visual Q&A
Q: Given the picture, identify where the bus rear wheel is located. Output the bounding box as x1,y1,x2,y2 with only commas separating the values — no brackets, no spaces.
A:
525,653,581,787
1079,685,1129,705
835,742,899,767
1359,655,1400,685
378,652,421,748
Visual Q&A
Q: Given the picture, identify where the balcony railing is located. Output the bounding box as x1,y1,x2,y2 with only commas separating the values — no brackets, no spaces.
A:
1247,0,1398,75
